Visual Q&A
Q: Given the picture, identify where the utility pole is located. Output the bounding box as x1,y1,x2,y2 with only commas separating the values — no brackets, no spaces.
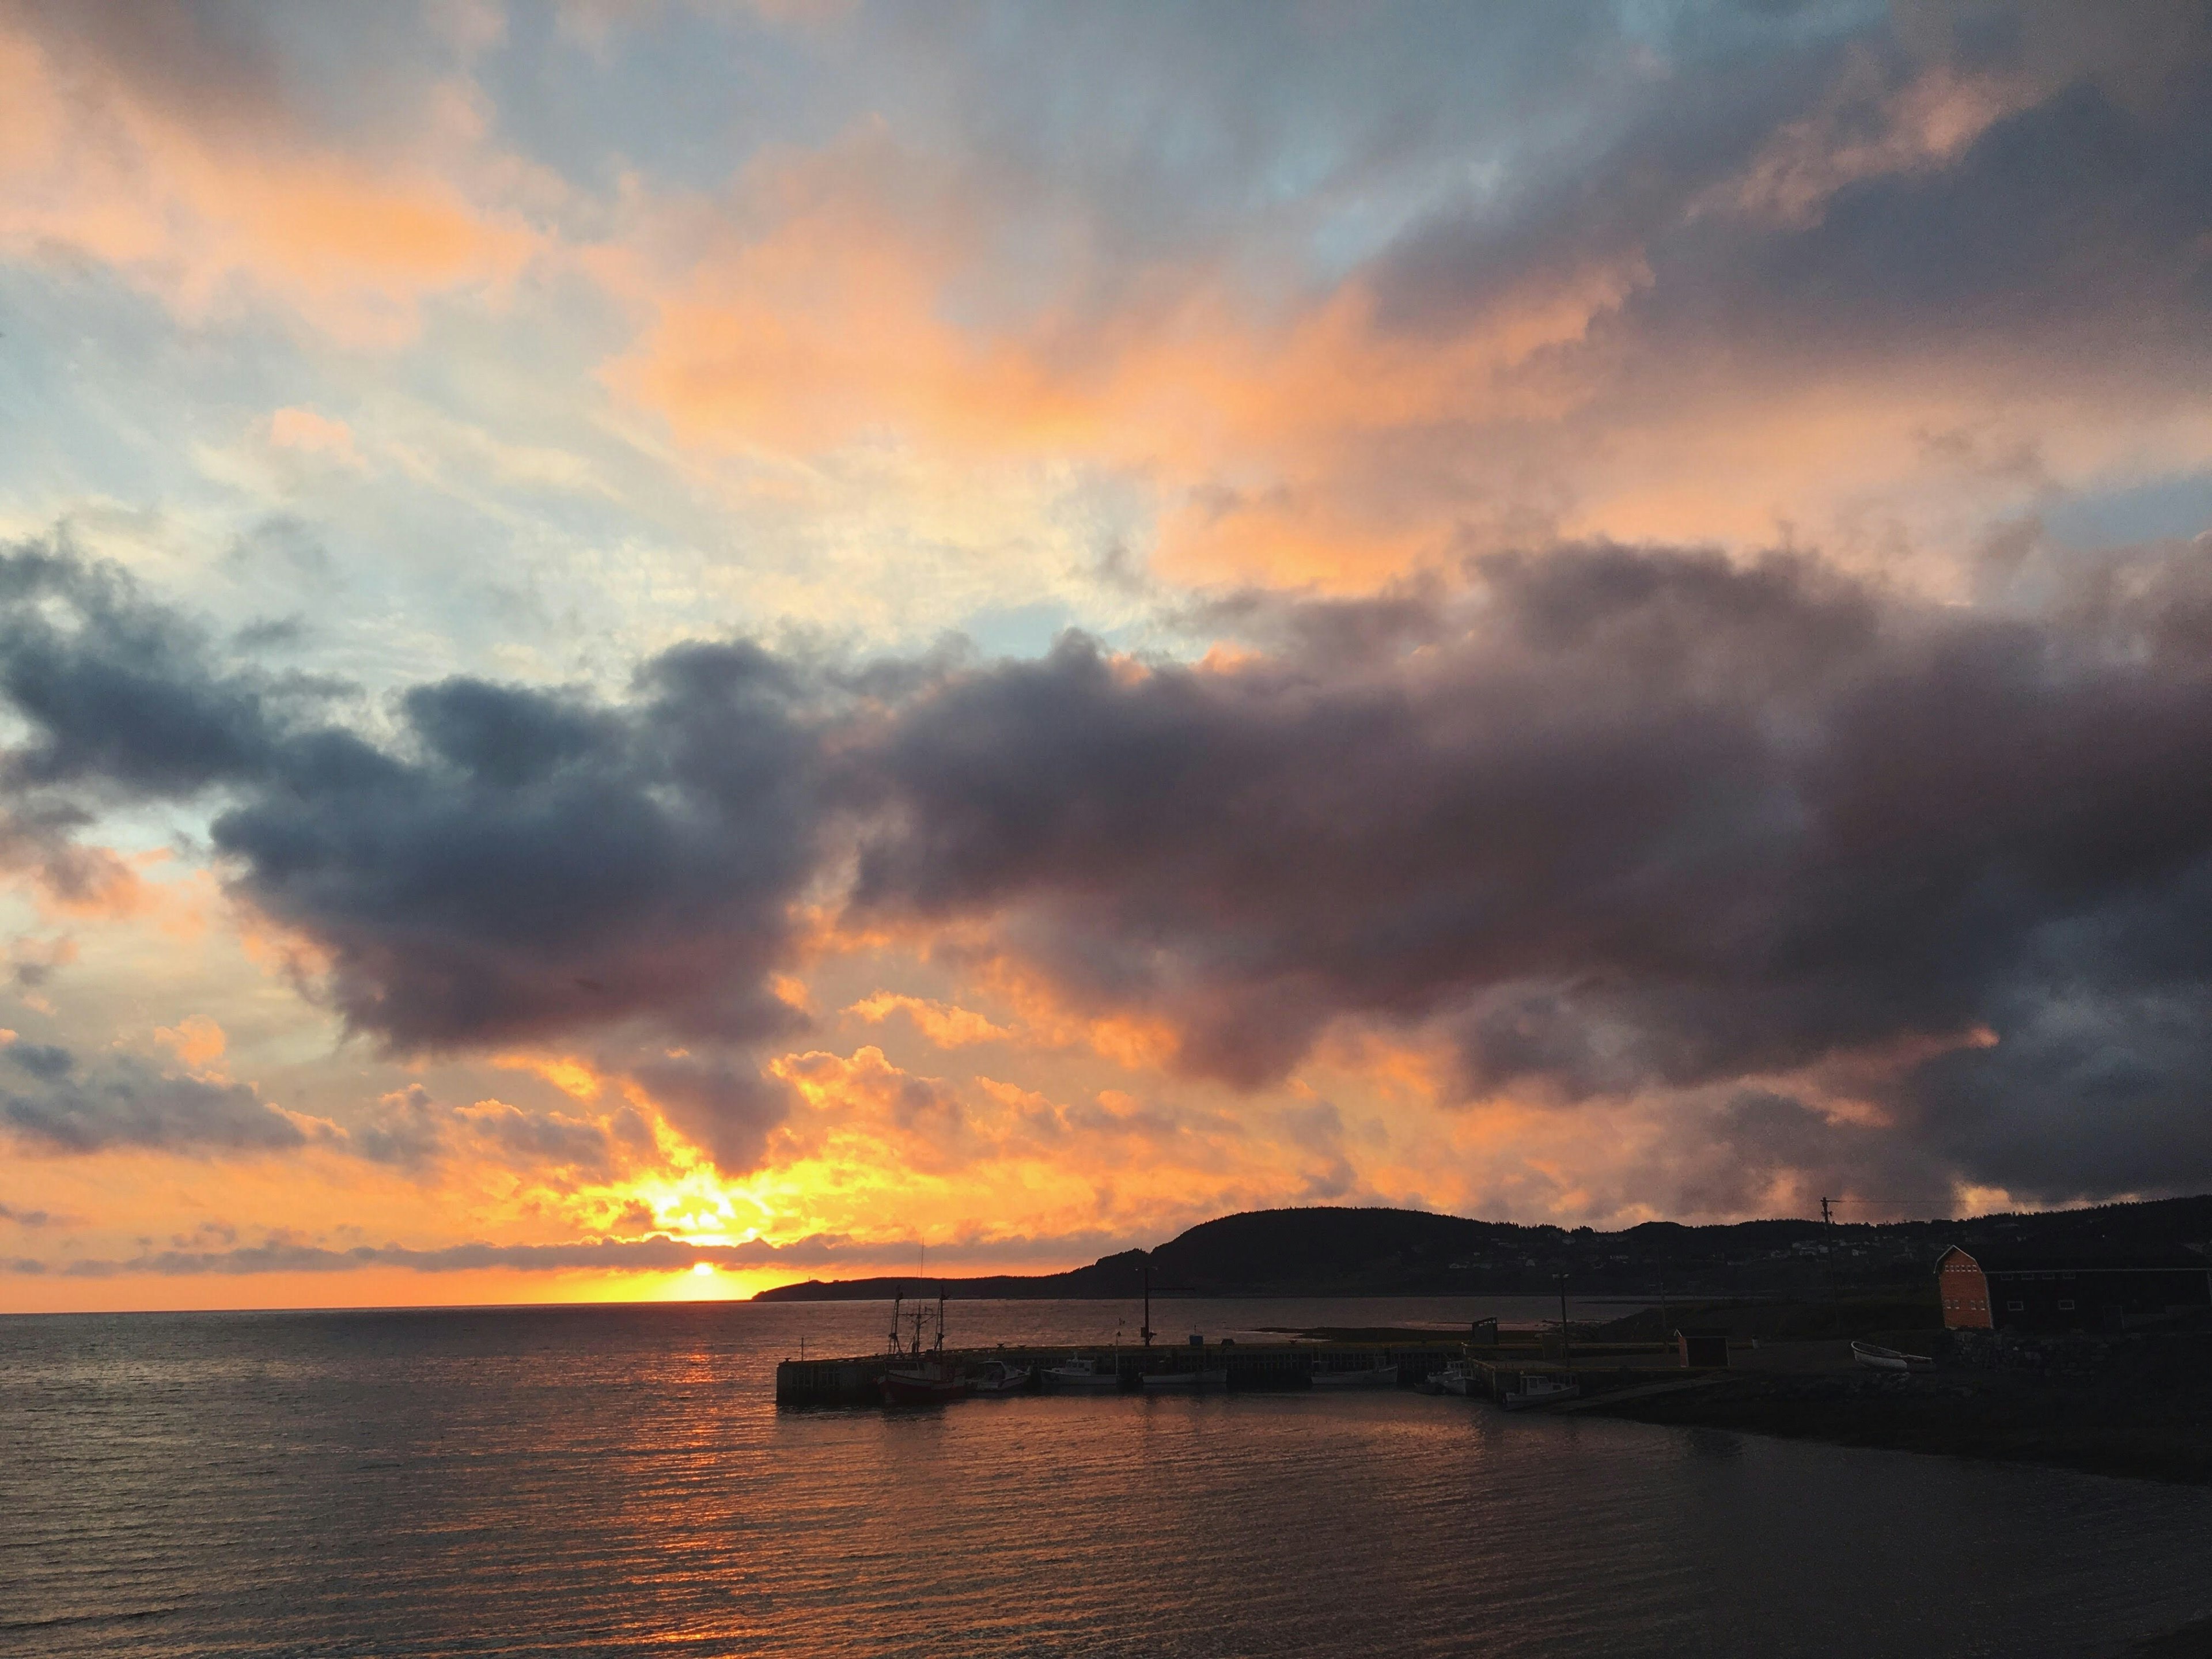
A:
1820,1196,1840,1335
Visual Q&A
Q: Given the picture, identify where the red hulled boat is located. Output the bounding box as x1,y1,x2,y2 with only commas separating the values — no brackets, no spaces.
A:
880,1290,972,1406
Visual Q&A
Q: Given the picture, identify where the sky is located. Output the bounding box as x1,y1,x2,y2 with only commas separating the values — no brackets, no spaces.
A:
5,0,2212,1312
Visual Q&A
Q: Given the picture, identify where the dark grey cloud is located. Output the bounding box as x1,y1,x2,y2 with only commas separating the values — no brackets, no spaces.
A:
0,544,302,797
1358,1,2212,410
211,645,820,1054
2,1044,310,1154
847,540,2212,1202
1647,67,2212,370
346,1083,628,1179
7,536,2212,1202
349,1083,445,1170
0,539,827,1172
625,1055,793,1176
0,544,821,1050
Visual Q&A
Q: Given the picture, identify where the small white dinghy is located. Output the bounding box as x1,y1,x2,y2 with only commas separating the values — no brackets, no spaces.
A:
1851,1340,1936,1373
1311,1361,1399,1389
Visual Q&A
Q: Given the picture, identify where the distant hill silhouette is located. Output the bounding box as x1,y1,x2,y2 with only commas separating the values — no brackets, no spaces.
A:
752,1195,2212,1301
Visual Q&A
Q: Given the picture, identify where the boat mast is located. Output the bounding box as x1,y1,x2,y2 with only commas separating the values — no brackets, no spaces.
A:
1141,1263,1154,1348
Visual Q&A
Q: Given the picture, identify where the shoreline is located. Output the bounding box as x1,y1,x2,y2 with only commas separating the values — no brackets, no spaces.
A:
1575,1354,2212,1489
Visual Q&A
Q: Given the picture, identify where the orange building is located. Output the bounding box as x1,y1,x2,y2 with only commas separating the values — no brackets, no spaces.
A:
1937,1246,1993,1328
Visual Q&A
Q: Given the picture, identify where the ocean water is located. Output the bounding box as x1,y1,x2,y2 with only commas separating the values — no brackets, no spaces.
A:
5,1298,2210,1658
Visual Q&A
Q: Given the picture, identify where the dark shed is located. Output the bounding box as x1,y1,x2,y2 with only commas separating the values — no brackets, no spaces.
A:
1936,1243,2211,1333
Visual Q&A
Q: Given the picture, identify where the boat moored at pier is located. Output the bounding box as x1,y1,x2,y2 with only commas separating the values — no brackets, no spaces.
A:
1043,1354,1123,1391
1500,1374,1581,1410
778,1336,1479,1406
880,1291,974,1405
970,1360,1033,1395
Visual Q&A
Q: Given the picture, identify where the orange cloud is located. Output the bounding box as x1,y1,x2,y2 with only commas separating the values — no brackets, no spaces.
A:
266,406,367,468
493,1051,612,1103
846,991,1010,1048
0,21,537,345
153,1014,227,1071
598,125,1645,590
958,954,1180,1071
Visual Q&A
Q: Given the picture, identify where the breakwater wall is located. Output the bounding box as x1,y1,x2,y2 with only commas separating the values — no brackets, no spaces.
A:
775,1341,1468,1406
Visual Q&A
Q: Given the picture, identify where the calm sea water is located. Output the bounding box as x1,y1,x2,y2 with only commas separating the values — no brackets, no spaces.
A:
5,1298,2210,1658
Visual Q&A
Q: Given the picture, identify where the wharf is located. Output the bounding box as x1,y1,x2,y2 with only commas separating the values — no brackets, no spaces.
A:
777,1340,1461,1405
774,1339,1682,1406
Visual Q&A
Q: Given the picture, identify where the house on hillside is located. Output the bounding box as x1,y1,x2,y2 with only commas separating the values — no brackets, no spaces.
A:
1936,1244,2212,1332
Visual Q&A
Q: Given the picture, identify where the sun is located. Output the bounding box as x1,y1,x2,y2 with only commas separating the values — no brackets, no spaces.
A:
692,1261,716,1278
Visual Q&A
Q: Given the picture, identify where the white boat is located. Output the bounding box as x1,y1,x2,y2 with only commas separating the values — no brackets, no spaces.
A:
1851,1340,1936,1373
1142,1366,1228,1392
969,1359,1032,1395
1310,1361,1398,1389
1431,1362,1475,1396
1041,1354,1122,1391
1500,1374,1581,1410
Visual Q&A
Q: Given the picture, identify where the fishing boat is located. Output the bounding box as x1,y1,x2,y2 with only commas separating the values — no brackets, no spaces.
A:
1142,1365,1228,1392
882,1361,971,1404
1431,1361,1475,1396
1310,1361,1399,1389
1041,1354,1122,1391
969,1359,1033,1395
880,1290,973,1406
1851,1340,1936,1373
1499,1374,1581,1410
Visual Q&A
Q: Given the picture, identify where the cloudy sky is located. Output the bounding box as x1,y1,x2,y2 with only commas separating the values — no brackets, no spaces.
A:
5,0,2212,1310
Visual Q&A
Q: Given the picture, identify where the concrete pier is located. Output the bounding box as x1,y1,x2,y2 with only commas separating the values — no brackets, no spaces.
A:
775,1340,1472,1406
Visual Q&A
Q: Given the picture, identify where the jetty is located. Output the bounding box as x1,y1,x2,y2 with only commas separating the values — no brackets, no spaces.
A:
774,1330,1683,1406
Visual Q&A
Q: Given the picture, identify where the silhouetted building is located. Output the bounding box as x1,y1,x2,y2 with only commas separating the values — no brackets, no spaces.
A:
1936,1244,2211,1332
